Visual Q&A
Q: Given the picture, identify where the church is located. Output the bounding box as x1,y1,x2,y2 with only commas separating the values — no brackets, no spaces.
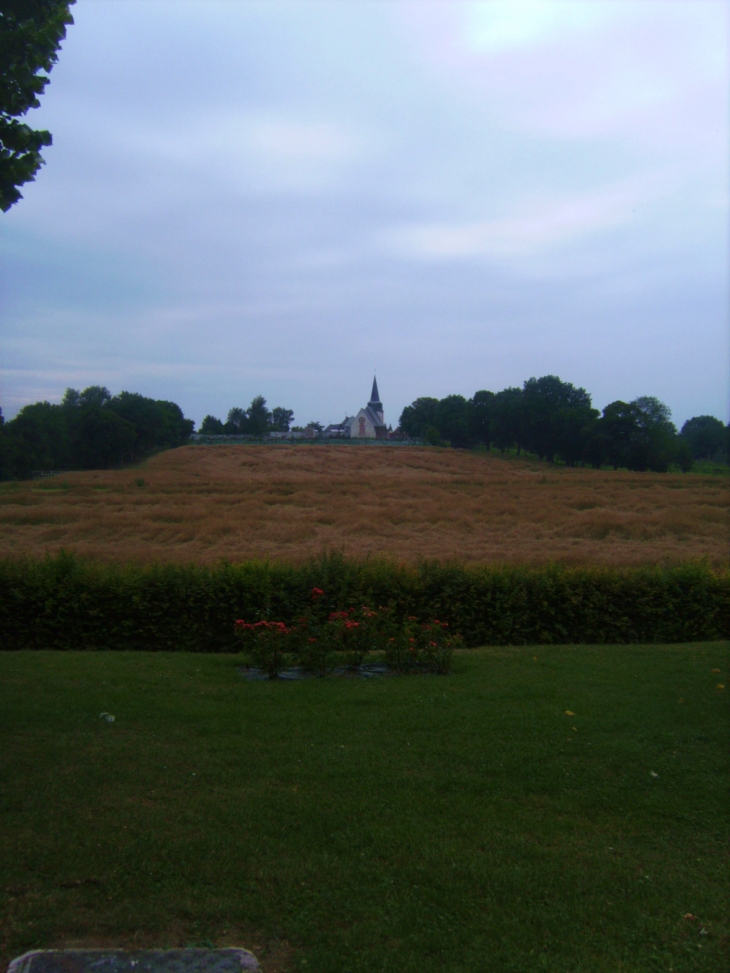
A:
324,377,389,439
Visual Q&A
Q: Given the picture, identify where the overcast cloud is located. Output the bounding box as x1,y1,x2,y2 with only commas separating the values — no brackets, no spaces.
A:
1,0,728,430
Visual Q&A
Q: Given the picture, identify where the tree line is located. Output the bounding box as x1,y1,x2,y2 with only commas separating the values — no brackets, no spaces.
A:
199,396,295,437
0,386,194,479
399,375,729,472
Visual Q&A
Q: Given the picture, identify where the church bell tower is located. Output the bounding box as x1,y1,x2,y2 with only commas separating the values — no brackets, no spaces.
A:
368,376,384,425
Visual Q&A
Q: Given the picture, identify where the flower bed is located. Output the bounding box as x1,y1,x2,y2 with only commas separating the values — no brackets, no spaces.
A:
234,588,461,677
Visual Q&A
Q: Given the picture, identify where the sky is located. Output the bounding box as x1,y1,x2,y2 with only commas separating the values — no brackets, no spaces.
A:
1,0,728,430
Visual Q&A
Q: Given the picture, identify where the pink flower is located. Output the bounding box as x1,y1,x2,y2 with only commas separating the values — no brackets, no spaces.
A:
311,587,324,600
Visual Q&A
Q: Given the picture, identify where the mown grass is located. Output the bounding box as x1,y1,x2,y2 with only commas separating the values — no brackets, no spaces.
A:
1,645,728,972
0,446,727,567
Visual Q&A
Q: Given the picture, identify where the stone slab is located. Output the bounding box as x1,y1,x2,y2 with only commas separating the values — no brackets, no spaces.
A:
8,950,259,973
238,663,393,680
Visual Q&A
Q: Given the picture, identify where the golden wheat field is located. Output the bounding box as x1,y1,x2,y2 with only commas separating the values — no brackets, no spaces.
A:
0,445,727,567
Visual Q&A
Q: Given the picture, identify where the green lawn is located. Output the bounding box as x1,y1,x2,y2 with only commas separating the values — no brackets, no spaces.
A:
1,646,727,973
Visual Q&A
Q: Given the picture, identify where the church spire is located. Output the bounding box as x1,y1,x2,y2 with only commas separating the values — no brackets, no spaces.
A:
368,375,382,411
368,375,384,423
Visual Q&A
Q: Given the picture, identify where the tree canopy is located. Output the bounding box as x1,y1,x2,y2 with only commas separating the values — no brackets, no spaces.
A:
398,375,728,472
200,396,295,437
0,385,194,478
0,0,75,211
680,415,726,460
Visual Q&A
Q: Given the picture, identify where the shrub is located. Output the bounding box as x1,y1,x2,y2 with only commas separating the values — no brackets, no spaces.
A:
0,553,727,652
234,619,291,678
233,597,458,676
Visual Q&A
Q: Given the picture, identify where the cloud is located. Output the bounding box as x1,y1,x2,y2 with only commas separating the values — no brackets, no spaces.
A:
399,1,729,152
382,172,674,261
2,1,727,429
464,0,616,53
88,106,364,190
247,119,355,159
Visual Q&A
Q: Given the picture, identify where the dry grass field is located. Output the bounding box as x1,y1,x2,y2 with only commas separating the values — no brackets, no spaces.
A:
0,445,727,567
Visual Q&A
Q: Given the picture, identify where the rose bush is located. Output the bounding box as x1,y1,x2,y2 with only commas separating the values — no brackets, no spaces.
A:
234,591,459,676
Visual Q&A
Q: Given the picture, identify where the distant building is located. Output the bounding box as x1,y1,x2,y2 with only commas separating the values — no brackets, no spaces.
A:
324,377,389,440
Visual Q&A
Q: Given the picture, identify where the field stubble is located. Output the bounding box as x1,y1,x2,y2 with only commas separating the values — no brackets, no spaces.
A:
0,446,727,567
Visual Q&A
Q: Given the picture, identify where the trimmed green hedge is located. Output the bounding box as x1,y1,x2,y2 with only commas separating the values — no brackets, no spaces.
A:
0,553,727,650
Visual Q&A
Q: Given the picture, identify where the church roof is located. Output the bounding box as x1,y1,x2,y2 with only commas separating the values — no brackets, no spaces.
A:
363,406,386,428
344,407,386,429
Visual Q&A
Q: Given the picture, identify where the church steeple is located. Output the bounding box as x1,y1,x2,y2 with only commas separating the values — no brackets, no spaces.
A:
368,375,383,417
368,375,384,425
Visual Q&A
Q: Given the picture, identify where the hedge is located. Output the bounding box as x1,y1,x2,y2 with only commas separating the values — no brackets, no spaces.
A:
0,553,727,651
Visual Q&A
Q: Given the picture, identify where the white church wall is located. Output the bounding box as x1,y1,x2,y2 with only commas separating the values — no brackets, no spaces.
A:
351,409,376,438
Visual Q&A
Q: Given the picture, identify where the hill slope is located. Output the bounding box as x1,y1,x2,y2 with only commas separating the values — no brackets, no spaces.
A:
0,445,726,566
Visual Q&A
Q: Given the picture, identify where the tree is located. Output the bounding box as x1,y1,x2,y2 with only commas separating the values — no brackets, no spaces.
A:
581,415,607,469
491,387,525,453
271,407,294,432
60,388,194,459
399,397,440,439
107,391,165,457
79,385,112,408
61,387,80,409
552,402,599,466
247,395,271,437
680,415,726,460
72,406,136,469
436,394,472,448
469,390,494,448
3,399,70,476
225,407,248,435
628,396,677,472
152,399,194,447
588,397,677,472
224,398,282,436
673,436,694,473
1,384,193,479
0,406,15,480
591,400,637,470
1,1,75,211
200,415,225,435
521,375,593,462
109,393,193,454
